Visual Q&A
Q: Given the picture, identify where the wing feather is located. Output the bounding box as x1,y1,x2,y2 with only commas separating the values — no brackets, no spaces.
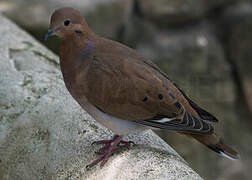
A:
137,111,214,135
135,101,214,135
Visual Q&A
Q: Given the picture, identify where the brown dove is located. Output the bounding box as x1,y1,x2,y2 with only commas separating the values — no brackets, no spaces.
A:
44,7,239,168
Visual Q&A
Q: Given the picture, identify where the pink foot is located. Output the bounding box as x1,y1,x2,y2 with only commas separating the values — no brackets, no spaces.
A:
86,135,134,169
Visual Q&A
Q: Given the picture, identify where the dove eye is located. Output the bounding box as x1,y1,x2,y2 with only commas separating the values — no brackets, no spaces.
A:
64,19,71,26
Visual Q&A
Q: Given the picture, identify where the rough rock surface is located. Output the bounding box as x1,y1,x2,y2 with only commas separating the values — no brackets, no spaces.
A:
0,15,202,180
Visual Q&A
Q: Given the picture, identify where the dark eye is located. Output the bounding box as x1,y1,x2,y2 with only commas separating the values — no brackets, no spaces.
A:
64,19,71,26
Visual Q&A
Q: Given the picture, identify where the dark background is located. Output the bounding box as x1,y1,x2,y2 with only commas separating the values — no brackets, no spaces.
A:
1,0,252,179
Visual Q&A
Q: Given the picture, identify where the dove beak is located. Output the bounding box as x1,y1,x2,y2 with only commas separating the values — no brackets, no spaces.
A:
44,29,55,42
44,26,63,42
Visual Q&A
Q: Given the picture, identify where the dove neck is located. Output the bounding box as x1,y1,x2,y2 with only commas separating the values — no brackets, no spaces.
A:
59,33,97,89
60,33,96,60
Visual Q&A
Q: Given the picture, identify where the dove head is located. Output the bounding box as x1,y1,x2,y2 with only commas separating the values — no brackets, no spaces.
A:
44,7,92,41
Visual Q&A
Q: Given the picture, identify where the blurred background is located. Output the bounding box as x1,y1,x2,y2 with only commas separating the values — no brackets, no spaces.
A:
0,0,251,179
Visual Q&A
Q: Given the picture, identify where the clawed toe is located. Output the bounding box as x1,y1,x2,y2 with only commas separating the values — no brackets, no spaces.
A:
87,135,135,168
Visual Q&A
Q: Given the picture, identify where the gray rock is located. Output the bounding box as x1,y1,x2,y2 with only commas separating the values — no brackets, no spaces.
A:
0,15,202,180
137,0,236,24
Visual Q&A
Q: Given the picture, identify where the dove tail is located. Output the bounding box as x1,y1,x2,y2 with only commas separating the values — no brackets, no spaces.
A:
192,134,239,160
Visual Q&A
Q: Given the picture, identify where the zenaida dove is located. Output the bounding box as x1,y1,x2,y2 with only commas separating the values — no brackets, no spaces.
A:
44,7,239,168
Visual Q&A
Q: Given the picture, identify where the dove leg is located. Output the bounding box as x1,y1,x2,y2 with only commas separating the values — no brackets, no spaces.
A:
87,135,133,168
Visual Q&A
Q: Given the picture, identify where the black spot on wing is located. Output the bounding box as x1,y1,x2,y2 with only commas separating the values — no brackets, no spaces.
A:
158,94,163,100
174,101,182,109
75,30,83,35
169,93,175,99
142,96,148,102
